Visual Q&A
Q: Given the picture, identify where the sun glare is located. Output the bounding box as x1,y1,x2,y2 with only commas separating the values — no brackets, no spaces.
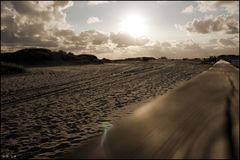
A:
120,15,146,37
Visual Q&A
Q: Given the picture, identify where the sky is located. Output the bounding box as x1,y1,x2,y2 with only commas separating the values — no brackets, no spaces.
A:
1,1,239,59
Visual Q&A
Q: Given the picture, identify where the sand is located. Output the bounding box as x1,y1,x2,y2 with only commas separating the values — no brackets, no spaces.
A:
102,60,239,159
1,60,211,159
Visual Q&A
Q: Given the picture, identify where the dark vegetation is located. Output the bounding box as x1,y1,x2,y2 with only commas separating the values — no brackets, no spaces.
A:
1,48,239,69
181,55,239,68
0,48,157,67
112,57,156,63
1,48,102,66
201,55,239,68
76,54,102,64
101,58,112,63
124,57,156,62
1,62,26,75
160,56,167,60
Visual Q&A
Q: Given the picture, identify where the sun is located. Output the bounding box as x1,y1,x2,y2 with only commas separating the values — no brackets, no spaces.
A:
120,15,146,37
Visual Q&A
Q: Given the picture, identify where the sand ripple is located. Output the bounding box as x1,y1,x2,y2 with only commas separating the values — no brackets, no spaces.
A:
1,60,210,159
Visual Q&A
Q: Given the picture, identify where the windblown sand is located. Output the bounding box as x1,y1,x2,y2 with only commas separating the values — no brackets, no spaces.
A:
1,60,211,159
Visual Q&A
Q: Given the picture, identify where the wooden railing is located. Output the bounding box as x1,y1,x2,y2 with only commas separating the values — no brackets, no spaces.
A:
103,60,239,159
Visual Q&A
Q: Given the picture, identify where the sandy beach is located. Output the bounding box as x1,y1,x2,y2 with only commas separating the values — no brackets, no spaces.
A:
1,60,211,159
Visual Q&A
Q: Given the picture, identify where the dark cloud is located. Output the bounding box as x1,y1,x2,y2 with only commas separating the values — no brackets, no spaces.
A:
10,1,38,15
1,1,73,49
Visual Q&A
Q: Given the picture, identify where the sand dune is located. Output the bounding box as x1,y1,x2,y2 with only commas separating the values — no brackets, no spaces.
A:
1,60,210,159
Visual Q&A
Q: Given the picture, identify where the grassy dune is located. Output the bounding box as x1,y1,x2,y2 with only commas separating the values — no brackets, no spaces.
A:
1,62,26,75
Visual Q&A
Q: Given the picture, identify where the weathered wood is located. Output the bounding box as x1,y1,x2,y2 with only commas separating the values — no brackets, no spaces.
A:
103,60,239,159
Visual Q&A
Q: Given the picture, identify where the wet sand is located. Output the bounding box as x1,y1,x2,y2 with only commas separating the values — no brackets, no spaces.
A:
1,60,210,159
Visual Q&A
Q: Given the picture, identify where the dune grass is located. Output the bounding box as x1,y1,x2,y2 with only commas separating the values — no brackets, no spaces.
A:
1,62,26,75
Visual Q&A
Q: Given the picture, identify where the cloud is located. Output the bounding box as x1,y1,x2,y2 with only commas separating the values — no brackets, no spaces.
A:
208,39,218,44
161,42,171,48
51,29,110,53
137,39,239,59
219,38,236,46
86,17,102,24
1,1,74,49
1,1,151,54
156,1,168,4
51,1,74,10
177,15,239,34
1,1,239,59
182,40,201,50
87,1,110,6
203,36,238,50
79,30,109,45
182,5,194,13
187,1,239,14
110,32,149,47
